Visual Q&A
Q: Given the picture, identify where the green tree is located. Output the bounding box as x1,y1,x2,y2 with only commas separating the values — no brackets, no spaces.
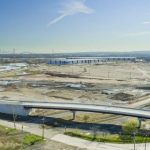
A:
122,119,138,135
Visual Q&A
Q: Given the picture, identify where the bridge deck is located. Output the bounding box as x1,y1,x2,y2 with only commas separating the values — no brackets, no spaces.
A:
23,102,150,119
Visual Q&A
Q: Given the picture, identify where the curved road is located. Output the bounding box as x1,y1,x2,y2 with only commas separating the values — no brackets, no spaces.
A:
23,102,150,119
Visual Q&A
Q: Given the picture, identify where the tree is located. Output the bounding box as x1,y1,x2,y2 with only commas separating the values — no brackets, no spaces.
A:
12,107,17,129
120,119,139,142
92,127,97,140
122,119,138,135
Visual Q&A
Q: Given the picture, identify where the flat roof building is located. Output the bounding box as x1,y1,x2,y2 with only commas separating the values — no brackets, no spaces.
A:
48,57,136,65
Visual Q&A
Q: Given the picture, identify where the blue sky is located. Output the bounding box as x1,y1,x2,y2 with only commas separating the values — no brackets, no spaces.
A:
0,0,150,53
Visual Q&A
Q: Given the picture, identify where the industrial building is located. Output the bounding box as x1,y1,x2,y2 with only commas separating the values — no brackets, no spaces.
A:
48,57,136,65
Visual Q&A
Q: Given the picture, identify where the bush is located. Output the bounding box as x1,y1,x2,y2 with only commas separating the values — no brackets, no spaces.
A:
64,131,150,143
83,115,90,123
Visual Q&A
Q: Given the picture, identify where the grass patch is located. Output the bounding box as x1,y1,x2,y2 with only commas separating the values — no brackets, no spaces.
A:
64,131,150,144
0,125,17,135
23,134,43,146
0,125,43,150
24,69,41,75
0,72,17,78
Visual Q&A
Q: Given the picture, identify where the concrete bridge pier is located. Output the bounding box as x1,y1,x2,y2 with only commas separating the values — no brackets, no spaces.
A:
137,118,145,129
71,111,76,120
138,118,142,129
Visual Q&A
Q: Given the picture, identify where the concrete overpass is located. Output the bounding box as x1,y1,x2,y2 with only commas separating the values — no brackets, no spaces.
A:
0,101,149,119
23,102,150,119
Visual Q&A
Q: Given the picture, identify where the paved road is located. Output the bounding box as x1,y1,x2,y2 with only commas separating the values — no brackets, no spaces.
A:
134,65,150,79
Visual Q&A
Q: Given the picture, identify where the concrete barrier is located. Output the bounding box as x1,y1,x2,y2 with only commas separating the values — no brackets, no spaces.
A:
0,102,31,116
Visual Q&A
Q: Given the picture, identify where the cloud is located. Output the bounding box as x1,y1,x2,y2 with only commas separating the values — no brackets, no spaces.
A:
47,0,94,26
142,21,150,25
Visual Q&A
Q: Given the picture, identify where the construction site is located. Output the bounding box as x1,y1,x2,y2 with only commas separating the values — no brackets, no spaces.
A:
0,60,149,149
0,62,149,115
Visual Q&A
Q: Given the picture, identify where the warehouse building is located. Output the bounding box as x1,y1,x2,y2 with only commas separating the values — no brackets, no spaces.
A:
48,57,136,65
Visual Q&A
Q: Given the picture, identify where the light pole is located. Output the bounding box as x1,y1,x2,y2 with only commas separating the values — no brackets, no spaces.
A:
12,107,17,129
42,116,45,139
144,134,147,150
133,132,136,150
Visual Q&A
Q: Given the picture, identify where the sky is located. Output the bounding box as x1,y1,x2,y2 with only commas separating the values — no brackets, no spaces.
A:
0,0,150,53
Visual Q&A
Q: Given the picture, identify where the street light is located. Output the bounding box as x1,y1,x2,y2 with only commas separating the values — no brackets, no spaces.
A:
42,116,45,139
144,134,147,150
132,132,136,150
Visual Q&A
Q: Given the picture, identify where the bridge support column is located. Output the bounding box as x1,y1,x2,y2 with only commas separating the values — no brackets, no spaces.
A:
71,111,76,120
138,118,142,129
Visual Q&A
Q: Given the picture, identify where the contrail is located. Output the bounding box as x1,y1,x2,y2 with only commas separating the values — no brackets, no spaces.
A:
47,0,94,26
47,14,67,26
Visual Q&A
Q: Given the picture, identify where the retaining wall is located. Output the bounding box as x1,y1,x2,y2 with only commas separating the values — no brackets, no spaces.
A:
0,103,31,116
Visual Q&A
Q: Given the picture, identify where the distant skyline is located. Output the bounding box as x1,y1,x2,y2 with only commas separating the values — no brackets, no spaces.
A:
0,0,150,53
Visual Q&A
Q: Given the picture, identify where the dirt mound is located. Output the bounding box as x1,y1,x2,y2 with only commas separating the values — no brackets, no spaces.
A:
111,92,134,101
44,90,76,100
4,84,20,91
45,71,79,78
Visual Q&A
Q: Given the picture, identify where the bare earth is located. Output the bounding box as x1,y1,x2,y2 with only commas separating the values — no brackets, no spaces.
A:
0,62,150,149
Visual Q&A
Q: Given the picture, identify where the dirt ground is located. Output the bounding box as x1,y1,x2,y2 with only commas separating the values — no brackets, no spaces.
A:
0,62,149,116
0,62,149,103
0,62,150,149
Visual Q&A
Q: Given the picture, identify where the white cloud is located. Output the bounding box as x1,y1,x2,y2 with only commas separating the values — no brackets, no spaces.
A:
47,0,94,26
142,21,150,25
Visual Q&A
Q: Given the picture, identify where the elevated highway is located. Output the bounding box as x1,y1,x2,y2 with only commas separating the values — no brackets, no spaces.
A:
23,102,150,119
0,101,149,119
